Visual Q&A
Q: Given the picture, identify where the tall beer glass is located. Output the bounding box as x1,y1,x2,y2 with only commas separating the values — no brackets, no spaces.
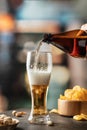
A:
26,50,52,124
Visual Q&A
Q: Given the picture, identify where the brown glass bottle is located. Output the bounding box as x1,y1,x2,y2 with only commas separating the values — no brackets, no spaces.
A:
43,29,87,58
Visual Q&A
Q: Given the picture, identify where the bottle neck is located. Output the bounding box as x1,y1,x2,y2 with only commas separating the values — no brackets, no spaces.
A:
42,34,52,43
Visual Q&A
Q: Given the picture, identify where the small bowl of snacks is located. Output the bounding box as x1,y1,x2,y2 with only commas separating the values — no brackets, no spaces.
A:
0,114,19,130
58,85,87,116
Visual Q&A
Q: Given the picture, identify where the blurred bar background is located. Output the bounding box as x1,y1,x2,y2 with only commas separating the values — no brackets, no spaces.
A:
0,0,87,111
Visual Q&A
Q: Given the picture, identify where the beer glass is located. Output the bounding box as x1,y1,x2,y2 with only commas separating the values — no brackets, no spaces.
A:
26,50,52,124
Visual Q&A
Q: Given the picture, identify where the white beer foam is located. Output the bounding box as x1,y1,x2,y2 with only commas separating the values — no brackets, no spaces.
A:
81,24,87,33
28,70,51,85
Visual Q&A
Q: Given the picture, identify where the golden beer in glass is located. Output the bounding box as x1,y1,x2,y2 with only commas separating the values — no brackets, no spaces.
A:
26,50,52,124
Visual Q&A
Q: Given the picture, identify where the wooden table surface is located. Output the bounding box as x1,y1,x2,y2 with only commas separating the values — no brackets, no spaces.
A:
3,108,87,130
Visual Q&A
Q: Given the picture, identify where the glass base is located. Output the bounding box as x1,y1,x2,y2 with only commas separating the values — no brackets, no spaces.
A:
28,114,52,124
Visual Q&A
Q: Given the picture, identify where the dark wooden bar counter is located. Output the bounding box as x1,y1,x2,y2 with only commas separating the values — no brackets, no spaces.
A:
3,108,87,130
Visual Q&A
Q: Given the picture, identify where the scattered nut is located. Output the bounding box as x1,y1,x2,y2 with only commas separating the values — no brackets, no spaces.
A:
73,113,87,121
15,112,23,117
46,120,54,126
49,109,58,114
12,110,17,116
12,110,26,117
